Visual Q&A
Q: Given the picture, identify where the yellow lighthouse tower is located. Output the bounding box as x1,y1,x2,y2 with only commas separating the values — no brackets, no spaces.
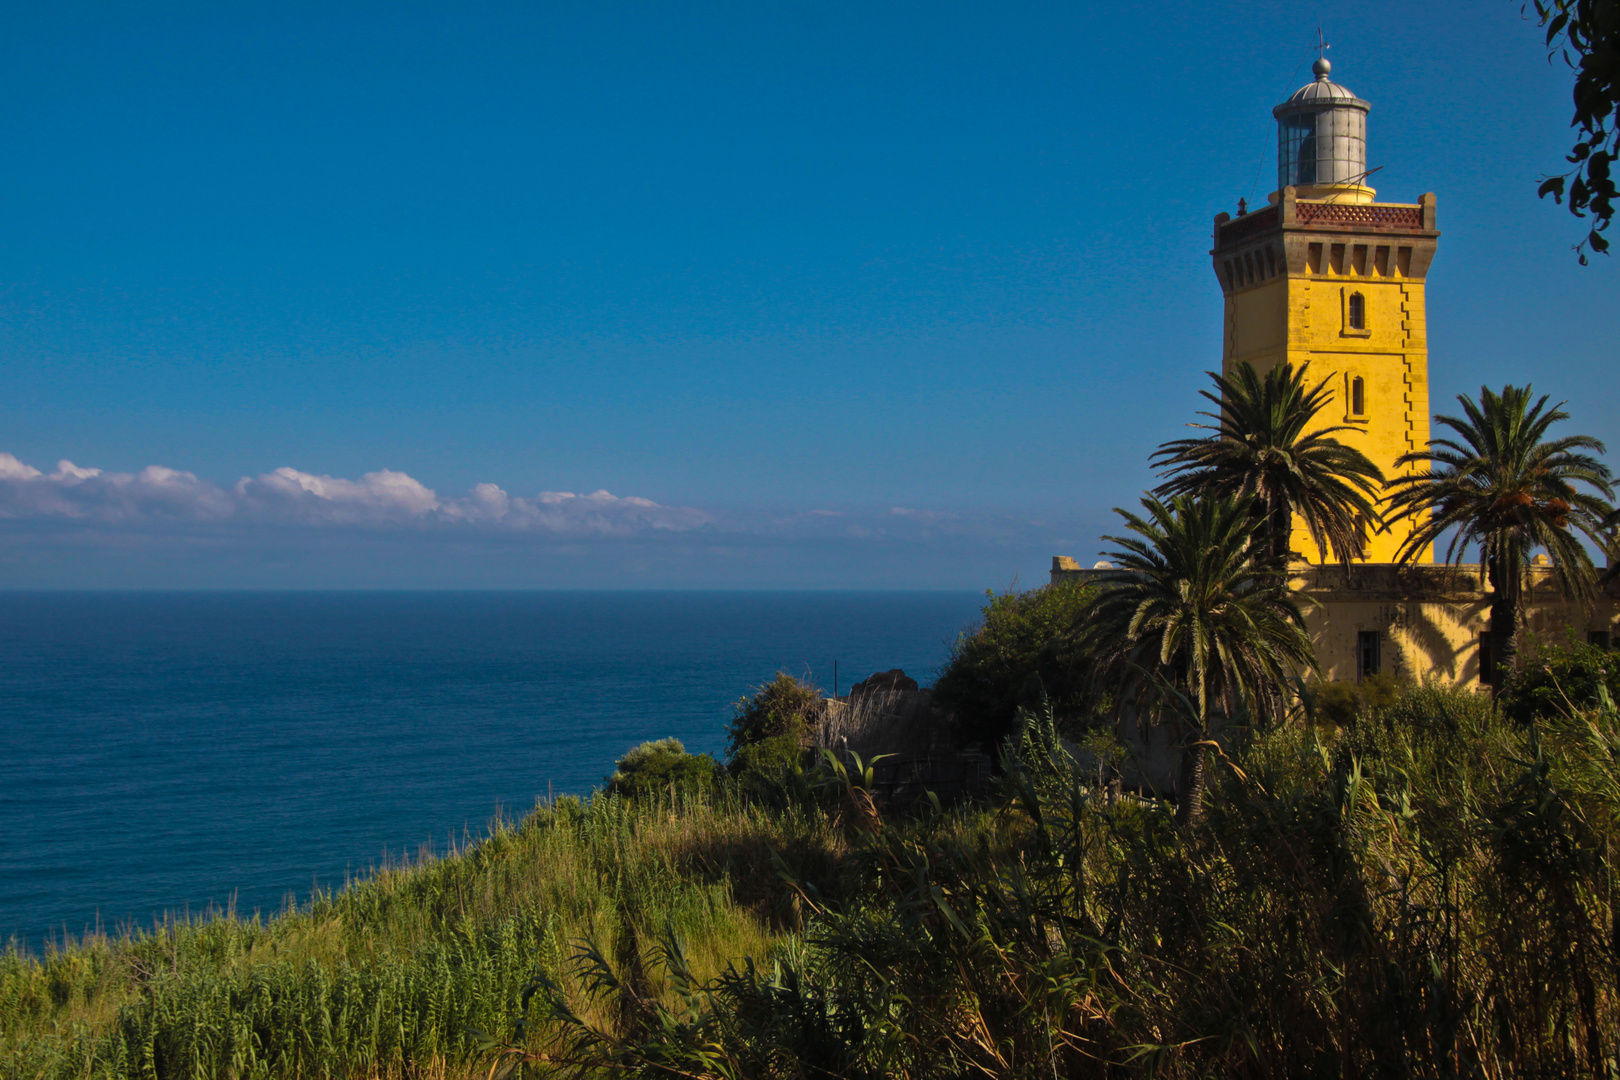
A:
1210,57,1438,563
1055,57,1620,689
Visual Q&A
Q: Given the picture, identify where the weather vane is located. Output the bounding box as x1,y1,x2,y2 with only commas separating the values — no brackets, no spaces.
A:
1314,26,1330,62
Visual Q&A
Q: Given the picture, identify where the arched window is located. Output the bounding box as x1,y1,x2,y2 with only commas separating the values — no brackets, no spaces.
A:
1350,376,1366,416
1347,291,1366,330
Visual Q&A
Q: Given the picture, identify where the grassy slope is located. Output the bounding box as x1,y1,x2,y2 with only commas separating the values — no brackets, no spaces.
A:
0,794,837,1079
5,684,1619,1078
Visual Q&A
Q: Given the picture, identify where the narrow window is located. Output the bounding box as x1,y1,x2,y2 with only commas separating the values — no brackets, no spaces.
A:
1265,247,1277,277
1225,261,1236,291
1329,244,1346,274
1350,376,1366,416
1307,243,1324,274
1244,252,1256,285
1357,631,1382,681
1479,634,1495,686
1374,246,1391,276
1347,292,1366,330
1396,246,1412,276
1589,630,1612,650
1352,245,1368,275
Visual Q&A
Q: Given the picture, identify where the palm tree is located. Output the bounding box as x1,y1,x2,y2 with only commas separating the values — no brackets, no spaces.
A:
1384,384,1614,679
1152,361,1385,565
1080,494,1317,825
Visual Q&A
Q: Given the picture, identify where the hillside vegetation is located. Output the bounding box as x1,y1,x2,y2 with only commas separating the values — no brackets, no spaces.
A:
4,667,1618,1078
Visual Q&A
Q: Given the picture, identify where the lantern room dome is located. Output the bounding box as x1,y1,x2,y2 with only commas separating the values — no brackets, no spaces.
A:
1279,58,1364,107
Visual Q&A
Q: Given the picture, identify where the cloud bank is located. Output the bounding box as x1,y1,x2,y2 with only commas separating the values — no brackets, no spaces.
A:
0,452,1095,588
0,454,712,536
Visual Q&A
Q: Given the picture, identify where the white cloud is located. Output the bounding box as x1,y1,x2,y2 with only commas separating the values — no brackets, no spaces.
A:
0,453,711,536
0,455,236,522
235,467,442,523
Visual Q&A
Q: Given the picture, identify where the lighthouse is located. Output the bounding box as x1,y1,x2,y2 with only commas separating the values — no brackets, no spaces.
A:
1211,58,1440,564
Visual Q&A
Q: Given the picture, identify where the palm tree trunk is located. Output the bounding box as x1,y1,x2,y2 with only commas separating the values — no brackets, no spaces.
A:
1487,548,1522,693
1175,681,1212,828
1268,495,1292,564
1173,737,1207,826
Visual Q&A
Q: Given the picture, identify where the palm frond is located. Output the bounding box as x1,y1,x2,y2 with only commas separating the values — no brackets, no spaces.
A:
1152,361,1385,565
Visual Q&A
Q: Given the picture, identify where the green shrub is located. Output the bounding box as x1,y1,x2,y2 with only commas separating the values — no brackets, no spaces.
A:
1368,679,1498,742
606,738,719,798
931,581,1094,749
726,673,822,754
523,793,585,830
727,733,811,806
1310,674,1403,728
1500,632,1620,723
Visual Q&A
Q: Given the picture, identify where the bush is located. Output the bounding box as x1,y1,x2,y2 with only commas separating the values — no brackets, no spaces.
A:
524,792,585,830
1500,632,1620,723
726,673,823,755
1310,674,1402,728
606,738,719,798
727,733,810,806
931,581,1094,750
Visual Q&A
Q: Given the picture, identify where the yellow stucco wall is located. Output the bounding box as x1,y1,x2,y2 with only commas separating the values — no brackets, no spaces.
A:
1052,560,1620,691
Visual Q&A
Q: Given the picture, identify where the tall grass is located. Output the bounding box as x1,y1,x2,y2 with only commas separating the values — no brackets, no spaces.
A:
523,686,1620,1078
1,792,838,1080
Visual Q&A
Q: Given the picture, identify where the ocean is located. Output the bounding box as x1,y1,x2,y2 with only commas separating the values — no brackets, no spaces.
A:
0,590,984,952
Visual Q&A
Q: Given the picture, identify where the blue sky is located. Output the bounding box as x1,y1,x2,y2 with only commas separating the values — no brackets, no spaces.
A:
0,1,1611,588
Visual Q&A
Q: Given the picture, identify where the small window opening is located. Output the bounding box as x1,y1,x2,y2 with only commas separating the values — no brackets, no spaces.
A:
1352,245,1368,275
1357,631,1382,681
1225,261,1236,291
1374,246,1391,276
1589,630,1612,650
1265,247,1277,277
1347,292,1366,330
1350,376,1366,416
1396,246,1412,276
1329,244,1346,274
1307,243,1324,274
1244,252,1256,285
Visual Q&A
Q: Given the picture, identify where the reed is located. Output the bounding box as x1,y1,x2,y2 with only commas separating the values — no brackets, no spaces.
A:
0,791,836,1080
516,685,1620,1078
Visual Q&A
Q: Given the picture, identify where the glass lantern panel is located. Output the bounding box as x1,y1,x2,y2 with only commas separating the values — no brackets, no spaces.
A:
1277,114,1318,189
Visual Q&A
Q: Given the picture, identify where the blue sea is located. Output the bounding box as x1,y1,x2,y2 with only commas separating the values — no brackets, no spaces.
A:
0,591,983,952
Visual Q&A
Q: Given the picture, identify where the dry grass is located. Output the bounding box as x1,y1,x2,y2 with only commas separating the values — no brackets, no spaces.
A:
817,688,948,760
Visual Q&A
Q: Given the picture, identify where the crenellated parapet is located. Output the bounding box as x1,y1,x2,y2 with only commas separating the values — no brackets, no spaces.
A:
1211,189,1439,297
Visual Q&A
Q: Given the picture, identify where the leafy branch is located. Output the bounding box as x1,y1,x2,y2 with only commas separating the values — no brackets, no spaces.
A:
1528,0,1618,262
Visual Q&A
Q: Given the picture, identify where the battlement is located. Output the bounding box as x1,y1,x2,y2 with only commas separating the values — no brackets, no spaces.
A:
1212,189,1439,296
